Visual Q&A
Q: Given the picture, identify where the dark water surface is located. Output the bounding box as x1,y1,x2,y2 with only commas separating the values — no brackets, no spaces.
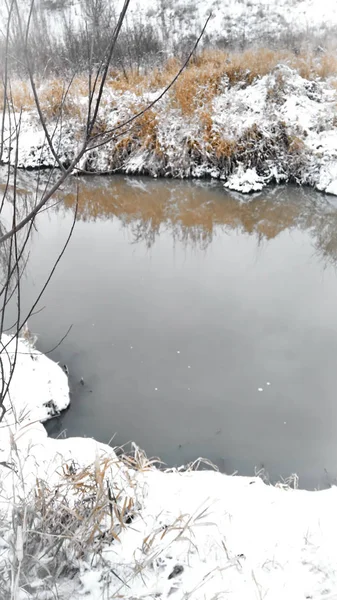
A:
10,175,337,489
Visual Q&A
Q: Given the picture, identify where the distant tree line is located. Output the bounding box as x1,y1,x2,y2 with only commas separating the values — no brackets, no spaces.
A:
0,0,335,78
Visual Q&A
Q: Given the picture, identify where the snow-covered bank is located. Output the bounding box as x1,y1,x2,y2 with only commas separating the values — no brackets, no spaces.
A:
0,334,69,426
1,335,337,599
4,63,337,195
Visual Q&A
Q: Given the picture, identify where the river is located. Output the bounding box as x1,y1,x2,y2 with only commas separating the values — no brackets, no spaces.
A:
7,174,337,489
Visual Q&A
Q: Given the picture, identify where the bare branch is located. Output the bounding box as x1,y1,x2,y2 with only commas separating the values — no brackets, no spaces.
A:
88,13,213,150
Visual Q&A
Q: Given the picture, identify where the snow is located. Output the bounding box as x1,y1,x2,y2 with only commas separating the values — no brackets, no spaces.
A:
224,166,266,193
101,471,337,600
6,0,337,47
1,1,337,194
1,335,337,598
0,333,69,427
115,0,337,47
2,0,337,595
317,160,337,195
2,64,337,195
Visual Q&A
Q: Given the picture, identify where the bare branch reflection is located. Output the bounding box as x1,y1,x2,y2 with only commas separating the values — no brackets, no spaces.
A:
311,211,337,267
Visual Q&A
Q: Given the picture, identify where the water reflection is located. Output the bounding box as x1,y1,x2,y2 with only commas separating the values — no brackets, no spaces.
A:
59,177,337,264
4,173,337,489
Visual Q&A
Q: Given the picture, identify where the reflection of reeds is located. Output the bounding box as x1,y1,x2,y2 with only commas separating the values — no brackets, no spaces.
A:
59,178,337,255
11,171,337,266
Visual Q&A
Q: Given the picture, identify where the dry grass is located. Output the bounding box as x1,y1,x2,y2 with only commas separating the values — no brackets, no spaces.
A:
0,442,185,598
38,79,82,118
0,436,309,599
294,52,337,80
106,68,146,94
132,108,161,152
4,48,337,118
0,80,35,111
9,81,35,111
288,134,305,153
4,77,89,115
1,47,335,183
202,111,236,161
107,107,162,171
0,451,138,598
106,48,337,115
170,54,224,115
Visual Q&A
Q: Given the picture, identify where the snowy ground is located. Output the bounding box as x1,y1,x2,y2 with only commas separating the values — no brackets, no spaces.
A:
1,335,337,599
3,63,337,195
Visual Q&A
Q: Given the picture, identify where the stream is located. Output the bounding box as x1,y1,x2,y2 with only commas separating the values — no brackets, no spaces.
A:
7,174,337,489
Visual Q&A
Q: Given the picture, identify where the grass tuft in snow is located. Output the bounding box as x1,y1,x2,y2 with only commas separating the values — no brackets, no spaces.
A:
0,449,139,598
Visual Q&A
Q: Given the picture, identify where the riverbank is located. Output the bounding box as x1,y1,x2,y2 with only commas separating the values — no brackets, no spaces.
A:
1,334,337,599
3,50,337,194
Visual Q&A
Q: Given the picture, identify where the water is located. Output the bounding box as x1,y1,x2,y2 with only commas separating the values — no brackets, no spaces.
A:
7,175,337,489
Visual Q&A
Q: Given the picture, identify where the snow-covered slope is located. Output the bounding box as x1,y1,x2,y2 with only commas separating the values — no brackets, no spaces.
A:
0,334,69,429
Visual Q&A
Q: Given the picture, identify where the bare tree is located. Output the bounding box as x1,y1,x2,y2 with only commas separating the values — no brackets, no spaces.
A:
0,0,210,423
0,3,213,594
